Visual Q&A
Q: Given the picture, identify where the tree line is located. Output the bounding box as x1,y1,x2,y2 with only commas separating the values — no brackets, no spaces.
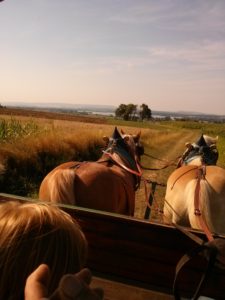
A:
115,103,152,121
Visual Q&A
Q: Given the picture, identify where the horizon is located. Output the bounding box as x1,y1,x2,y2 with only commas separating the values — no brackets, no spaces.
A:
0,1,225,115
3,100,225,117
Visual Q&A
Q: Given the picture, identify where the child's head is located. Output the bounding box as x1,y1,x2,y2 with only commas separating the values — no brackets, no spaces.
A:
0,200,87,299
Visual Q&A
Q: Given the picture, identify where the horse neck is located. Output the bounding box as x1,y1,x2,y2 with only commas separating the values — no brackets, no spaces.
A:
101,147,141,190
111,152,133,168
114,145,138,169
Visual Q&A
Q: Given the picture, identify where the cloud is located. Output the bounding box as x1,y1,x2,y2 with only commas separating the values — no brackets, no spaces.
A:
145,41,225,72
109,0,225,33
69,40,225,76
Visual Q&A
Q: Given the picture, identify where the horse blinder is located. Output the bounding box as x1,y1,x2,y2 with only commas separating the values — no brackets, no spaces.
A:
136,144,144,157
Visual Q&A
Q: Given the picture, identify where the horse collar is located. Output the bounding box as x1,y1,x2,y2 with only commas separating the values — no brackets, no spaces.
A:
183,155,202,165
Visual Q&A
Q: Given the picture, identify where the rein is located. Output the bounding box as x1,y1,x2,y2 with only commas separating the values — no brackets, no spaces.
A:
172,223,225,300
140,152,179,171
173,228,218,300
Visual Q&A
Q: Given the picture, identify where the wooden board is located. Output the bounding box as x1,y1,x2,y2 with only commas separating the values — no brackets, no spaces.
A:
0,193,225,299
91,277,174,300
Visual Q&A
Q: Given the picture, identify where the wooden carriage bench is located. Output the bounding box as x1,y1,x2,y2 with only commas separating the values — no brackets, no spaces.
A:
0,193,225,299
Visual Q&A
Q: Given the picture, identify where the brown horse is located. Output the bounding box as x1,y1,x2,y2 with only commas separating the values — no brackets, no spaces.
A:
39,127,144,216
164,134,225,235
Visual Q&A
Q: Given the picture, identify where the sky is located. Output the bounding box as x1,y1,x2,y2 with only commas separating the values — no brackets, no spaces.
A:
0,0,225,115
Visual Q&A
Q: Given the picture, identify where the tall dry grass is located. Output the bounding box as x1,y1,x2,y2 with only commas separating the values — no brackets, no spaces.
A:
0,117,155,197
0,118,112,196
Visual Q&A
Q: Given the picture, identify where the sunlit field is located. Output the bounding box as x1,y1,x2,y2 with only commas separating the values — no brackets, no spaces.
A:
1,108,225,222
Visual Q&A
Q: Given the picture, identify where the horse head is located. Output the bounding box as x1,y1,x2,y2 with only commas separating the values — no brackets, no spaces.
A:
120,129,144,162
102,127,144,190
103,127,125,151
103,127,144,161
178,134,219,167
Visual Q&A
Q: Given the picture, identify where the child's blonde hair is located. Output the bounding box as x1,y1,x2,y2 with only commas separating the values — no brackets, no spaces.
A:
0,200,88,299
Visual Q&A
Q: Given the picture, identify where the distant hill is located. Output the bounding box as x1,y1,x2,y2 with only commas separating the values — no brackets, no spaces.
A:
3,102,116,113
152,110,225,121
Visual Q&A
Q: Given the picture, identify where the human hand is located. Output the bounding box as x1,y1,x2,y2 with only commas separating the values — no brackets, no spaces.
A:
25,265,104,300
49,268,104,300
25,264,50,300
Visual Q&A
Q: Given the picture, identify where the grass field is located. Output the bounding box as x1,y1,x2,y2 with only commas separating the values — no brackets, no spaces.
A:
0,107,225,222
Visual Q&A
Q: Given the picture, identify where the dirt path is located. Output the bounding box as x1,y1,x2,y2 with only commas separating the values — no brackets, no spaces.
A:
134,130,199,221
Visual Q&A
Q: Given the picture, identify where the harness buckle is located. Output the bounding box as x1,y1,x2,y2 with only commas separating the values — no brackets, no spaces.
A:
194,208,201,216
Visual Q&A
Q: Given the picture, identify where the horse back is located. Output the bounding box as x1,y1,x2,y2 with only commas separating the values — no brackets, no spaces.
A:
73,162,135,215
39,161,136,215
165,165,225,234
167,165,225,189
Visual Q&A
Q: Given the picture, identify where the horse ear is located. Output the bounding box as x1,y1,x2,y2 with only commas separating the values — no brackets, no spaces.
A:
203,134,218,146
112,127,122,139
211,135,218,144
123,136,129,142
196,134,207,147
103,136,109,144
185,142,193,149
136,131,141,140
121,129,125,135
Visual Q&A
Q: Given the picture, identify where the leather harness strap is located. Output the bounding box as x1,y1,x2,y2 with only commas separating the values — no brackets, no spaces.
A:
68,162,85,169
194,166,214,242
171,166,216,299
170,166,198,190
102,151,142,177
171,165,214,242
173,239,218,300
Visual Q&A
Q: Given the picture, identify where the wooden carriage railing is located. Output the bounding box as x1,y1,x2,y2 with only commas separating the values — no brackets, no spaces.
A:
0,193,225,299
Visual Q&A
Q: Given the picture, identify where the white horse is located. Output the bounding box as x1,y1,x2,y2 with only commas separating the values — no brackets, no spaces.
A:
164,134,225,235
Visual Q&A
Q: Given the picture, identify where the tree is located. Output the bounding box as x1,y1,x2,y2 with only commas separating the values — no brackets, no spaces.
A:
115,103,151,121
115,104,127,118
139,103,152,120
124,104,137,120
115,103,137,121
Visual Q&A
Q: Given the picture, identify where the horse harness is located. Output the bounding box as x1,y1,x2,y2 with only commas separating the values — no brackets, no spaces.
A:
169,164,213,242
173,224,225,300
67,149,142,192
181,143,218,166
102,148,142,191
194,165,214,242
171,165,225,299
